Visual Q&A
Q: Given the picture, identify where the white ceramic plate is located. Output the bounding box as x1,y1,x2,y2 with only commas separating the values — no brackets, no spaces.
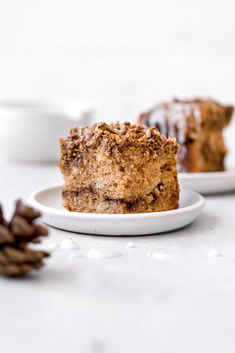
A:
179,169,235,194
28,186,205,236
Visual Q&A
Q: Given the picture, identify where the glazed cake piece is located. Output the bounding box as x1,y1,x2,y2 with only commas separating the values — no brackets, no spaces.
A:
138,98,233,172
59,122,179,214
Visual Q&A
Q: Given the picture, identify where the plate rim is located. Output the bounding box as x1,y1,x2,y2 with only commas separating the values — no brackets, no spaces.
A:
28,185,205,219
179,168,235,179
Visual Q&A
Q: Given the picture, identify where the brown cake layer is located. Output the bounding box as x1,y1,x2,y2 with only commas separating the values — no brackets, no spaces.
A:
59,122,179,214
62,186,178,214
138,98,233,172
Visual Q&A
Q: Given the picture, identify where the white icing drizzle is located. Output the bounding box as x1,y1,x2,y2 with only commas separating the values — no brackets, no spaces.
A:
126,241,137,249
60,238,80,250
148,100,201,144
207,249,223,258
145,127,152,138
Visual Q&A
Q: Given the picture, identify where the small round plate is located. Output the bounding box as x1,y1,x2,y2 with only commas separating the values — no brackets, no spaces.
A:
28,186,205,236
179,169,235,194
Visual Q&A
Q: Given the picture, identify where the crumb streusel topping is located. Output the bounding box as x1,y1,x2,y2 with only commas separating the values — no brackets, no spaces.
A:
60,122,178,167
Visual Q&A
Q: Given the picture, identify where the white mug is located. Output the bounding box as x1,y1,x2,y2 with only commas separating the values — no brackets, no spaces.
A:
0,100,94,162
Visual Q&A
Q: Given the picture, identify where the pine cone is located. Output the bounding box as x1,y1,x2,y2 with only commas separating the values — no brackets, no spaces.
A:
0,200,49,277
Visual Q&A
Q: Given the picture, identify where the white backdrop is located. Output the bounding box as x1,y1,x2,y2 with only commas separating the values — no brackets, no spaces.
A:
0,0,234,155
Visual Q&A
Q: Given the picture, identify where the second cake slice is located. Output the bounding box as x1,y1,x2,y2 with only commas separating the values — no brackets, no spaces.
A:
59,122,179,214
138,98,233,172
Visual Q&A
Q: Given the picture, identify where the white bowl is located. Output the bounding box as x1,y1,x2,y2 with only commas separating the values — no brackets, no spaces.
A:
0,100,94,162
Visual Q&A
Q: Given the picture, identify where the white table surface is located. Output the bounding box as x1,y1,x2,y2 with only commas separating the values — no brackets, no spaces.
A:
1,159,235,353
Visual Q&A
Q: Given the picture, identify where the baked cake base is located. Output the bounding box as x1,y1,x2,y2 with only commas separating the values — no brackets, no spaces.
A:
62,185,178,214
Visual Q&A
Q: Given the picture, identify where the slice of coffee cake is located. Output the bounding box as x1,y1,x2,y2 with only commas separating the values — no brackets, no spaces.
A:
138,98,233,172
59,122,179,214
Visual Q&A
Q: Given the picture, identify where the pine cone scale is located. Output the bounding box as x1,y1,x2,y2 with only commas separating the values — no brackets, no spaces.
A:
0,225,14,244
14,200,41,222
0,251,8,265
11,216,35,237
